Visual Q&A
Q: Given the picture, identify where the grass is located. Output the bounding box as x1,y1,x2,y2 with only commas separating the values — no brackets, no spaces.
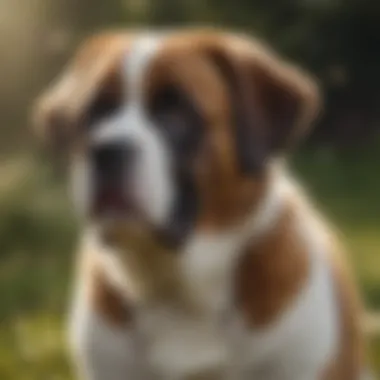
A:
0,315,72,380
0,147,379,379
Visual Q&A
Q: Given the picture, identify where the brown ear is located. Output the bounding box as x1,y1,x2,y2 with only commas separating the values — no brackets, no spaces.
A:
204,33,321,172
32,33,127,151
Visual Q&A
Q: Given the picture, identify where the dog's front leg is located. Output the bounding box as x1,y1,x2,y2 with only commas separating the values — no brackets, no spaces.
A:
68,296,148,380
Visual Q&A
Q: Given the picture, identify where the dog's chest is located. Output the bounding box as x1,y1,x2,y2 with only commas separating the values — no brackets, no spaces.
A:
180,233,242,310
132,234,241,378
131,232,338,380
136,307,230,379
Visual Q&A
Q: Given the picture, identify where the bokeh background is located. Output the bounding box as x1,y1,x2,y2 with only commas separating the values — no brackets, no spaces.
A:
0,0,379,378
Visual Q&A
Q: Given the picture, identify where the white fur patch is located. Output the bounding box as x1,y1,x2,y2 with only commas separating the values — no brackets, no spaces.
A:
75,34,175,226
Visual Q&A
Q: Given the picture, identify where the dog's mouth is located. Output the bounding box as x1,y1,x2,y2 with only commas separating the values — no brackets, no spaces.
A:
89,141,141,221
91,181,142,223
93,186,129,216
91,182,165,241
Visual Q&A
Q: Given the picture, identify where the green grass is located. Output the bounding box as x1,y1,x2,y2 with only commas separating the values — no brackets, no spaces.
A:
0,148,379,379
0,315,72,380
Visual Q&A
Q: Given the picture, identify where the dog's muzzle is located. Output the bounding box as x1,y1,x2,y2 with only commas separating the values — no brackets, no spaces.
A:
91,141,136,218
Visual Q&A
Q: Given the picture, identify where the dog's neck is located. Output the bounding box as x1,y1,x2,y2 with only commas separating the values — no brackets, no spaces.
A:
188,162,289,249
178,164,289,314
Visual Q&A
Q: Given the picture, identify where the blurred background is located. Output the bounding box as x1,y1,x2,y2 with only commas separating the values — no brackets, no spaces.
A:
0,0,379,378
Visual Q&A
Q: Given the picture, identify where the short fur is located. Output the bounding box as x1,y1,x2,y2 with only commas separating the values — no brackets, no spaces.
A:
34,29,369,380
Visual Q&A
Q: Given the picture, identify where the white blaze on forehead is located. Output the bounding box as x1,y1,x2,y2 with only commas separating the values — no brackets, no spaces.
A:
124,35,163,103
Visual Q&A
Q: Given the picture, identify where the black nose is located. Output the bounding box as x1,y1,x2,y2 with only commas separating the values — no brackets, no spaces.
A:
91,142,135,183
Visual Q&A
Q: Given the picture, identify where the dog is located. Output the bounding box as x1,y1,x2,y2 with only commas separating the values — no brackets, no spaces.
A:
33,29,370,380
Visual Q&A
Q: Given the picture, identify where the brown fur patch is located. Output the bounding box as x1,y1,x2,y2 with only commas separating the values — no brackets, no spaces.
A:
144,34,274,230
91,264,132,325
76,237,132,326
234,199,310,327
33,32,132,147
156,30,321,148
141,31,319,231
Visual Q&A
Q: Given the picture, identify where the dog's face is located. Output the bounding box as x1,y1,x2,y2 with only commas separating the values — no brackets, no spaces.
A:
34,30,319,246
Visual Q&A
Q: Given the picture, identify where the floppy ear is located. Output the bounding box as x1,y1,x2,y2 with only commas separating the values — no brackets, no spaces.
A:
32,35,126,151
204,34,321,173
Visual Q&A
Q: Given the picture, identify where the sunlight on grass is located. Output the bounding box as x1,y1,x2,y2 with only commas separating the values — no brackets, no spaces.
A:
0,314,73,380
369,338,380,377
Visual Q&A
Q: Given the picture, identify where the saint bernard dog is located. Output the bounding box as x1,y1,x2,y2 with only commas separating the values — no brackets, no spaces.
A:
33,29,371,380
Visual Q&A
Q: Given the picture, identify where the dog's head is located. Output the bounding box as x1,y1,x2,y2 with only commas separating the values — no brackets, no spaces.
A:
33,30,320,246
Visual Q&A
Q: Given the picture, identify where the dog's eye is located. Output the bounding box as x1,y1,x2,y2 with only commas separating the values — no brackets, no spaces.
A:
150,85,203,154
88,93,121,125
85,76,123,129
